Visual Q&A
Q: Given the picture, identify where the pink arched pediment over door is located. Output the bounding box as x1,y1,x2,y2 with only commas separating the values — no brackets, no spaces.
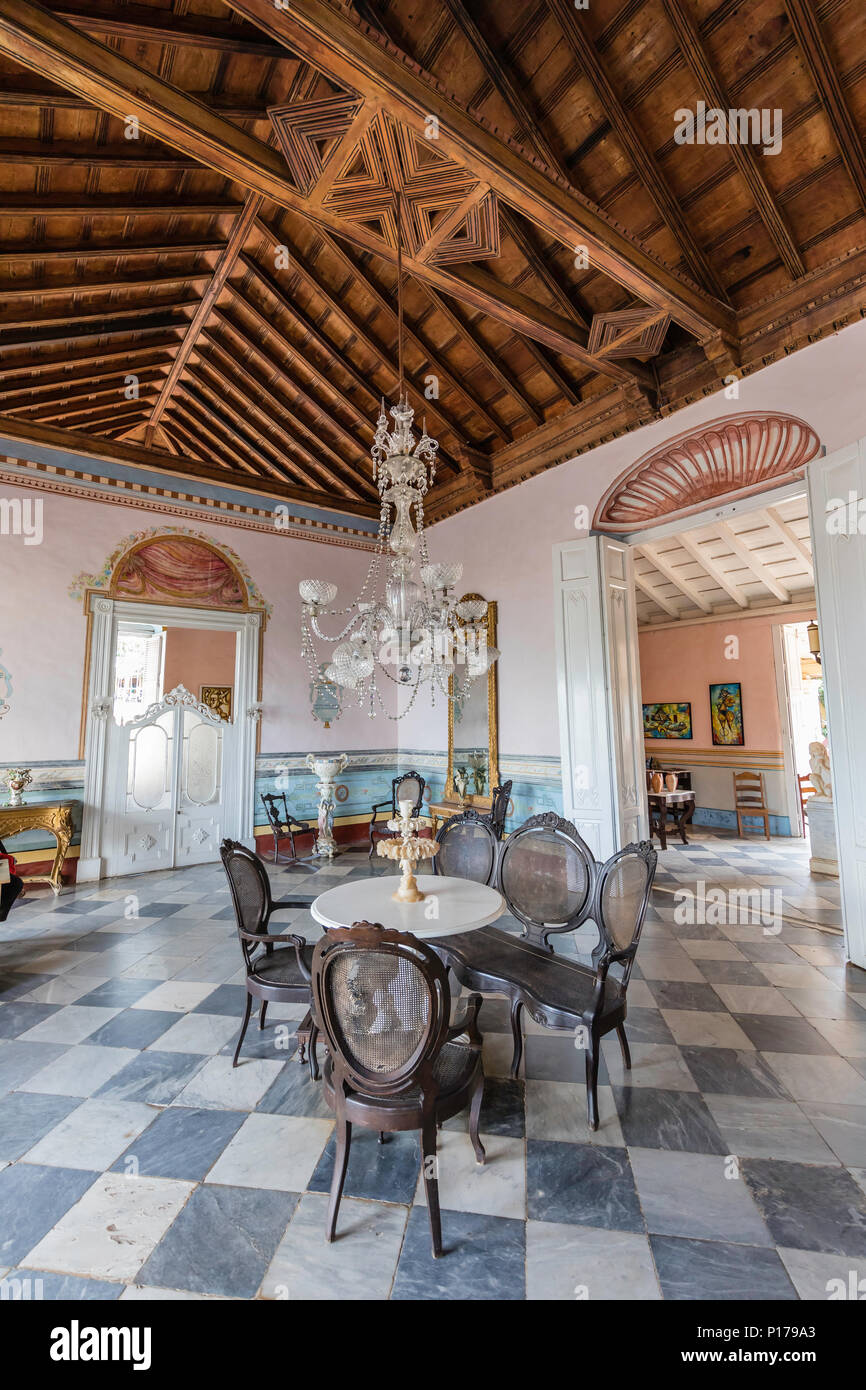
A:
593,412,822,532
109,535,249,609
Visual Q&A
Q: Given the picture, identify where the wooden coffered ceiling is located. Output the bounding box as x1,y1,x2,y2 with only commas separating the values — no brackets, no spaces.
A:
0,0,865,521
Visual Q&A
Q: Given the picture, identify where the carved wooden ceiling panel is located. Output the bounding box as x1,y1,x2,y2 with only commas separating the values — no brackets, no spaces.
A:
0,0,862,521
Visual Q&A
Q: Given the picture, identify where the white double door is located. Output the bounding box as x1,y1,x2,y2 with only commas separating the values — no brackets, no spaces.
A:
103,687,233,877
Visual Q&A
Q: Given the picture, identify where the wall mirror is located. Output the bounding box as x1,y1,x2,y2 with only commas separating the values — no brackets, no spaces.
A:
445,594,499,808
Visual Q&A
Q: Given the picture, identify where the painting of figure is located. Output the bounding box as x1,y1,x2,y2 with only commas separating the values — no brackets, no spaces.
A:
643,702,693,740
709,683,744,746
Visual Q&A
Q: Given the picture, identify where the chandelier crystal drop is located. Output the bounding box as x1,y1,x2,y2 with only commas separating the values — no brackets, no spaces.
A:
299,395,497,719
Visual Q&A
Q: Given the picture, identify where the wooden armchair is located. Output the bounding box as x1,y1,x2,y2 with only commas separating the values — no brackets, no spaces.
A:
220,839,318,1075
733,771,771,839
797,772,816,829
259,792,314,864
368,771,426,859
311,922,485,1257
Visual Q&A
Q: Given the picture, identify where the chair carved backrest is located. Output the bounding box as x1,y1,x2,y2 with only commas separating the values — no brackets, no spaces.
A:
488,781,513,838
220,838,274,968
311,923,449,1101
392,771,426,816
496,812,596,950
260,792,287,835
591,840,657,996
733,770,766,809
433,808,499,885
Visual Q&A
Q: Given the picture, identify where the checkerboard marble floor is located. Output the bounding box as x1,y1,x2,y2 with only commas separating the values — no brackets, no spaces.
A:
0,830,864,1301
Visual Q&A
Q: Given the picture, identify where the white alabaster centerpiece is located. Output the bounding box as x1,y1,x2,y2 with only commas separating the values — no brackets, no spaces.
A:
376,797,439,902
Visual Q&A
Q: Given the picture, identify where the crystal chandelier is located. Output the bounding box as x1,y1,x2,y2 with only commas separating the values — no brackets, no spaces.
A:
299,198,499,721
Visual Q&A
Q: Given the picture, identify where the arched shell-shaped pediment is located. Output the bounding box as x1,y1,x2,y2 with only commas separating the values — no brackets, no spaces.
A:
594,412,821,531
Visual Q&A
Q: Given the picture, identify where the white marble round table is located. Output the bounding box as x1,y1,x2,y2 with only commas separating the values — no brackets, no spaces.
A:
310,874,504,940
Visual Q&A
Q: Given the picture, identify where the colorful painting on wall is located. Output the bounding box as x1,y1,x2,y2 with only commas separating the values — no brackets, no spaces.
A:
709,683,745,746
200,685,232,721
643,702,692,739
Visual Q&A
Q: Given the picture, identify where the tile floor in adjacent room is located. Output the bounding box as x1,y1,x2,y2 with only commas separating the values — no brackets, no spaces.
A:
0,830,864,1301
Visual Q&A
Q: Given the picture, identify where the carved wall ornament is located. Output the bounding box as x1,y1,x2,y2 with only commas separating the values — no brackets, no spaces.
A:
593,412,821,531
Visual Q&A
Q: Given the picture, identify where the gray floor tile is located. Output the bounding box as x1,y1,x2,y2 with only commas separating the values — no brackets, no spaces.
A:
527,1139,643,1231
650,1234,798,1300
743,1157,866,1255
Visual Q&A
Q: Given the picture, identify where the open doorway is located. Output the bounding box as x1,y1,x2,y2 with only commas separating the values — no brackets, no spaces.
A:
779,621,826,836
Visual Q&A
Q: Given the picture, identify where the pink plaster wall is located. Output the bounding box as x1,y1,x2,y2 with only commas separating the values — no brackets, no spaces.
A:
0,484,394,762
638,608,816,752
403,318,866,760
162,628,237,699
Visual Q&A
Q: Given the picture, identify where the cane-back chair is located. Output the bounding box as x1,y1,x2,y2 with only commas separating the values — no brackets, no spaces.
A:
433,807,499,886
368,771,426,858
311,922,485,1257
220,839,318,1075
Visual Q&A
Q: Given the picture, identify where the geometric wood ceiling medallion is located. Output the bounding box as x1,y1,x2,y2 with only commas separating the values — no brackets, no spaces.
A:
269,100,498,263
587,308,672,360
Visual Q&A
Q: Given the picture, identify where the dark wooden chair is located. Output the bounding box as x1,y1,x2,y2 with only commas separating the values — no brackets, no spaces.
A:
260,792,314,864
220,838,319,1076
311,922,485,1257
0,840,24,922
488,780,513,839
433,812,657,1128
433,806,499,885
368,770,426,858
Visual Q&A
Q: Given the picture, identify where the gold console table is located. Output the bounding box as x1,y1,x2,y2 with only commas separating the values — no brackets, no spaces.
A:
0,801,75,895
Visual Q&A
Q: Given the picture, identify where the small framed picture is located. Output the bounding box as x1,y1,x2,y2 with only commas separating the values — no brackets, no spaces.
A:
709,682,744,746
200,685,232,721
642,702,692,739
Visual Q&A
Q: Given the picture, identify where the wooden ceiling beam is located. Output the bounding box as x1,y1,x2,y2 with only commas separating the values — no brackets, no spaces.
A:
714,521,791,602
0,0,731,340
661,0,805,281
149,194,263,430
54,3,288,55
27,387,158,425
638,542,714,613
158,413,208,463
762,506,815,579
200,322,378,501
214,297,376,457
192,345,370,502
0,298,197,332
0,347,174,394
312,225,541,427
783,0,866,211
633,570,680,619
0,137,199,168
546,0,728,302
184,365,326,492
254,217,506,444
445,262,656,390
499,207,590,329
49,402,148,432
0,82,269,120
2,371,165,415
172,389,269,478
676,532,750,608
436,0,572,183
0,266,207,298
0,239,226,264
0,197,244,217
420,279,554,419
0,413,379,517
0,313,187,351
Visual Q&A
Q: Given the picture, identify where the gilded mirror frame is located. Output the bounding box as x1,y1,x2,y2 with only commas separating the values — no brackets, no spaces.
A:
445,594,499,808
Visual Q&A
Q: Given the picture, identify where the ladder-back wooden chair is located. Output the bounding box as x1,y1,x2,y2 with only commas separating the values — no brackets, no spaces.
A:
733,770,771,839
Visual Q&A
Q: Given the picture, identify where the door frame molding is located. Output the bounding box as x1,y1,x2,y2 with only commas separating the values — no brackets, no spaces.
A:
79,597,262,881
